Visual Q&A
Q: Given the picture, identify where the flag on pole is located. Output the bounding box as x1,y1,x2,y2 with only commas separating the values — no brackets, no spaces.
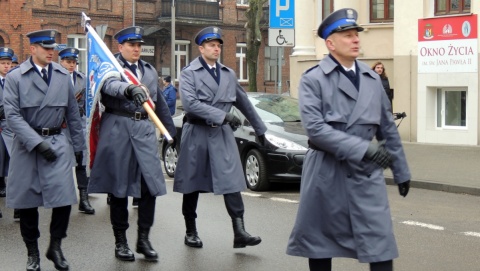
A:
85,28,121,170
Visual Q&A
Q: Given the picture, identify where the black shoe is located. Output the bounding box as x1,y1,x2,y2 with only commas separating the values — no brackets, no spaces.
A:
132,197,139,207
46,237,69,270
78,189,95,214
184,218,203,248
232,217,262,248
14,209,20,220
26,241,41,271
136,228,158,261
0,187,5,197
113,230,135,261
107,194,112,205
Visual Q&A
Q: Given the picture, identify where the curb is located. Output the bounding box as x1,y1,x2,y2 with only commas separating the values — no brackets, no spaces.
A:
385,177,480,197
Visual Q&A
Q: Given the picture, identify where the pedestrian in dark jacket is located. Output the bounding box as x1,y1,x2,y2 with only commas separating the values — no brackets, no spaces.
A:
4,29,86,271
162,75,177,115
286,9,411,271
372,61,393,108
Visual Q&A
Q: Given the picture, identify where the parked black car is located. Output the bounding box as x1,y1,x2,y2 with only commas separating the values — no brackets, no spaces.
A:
159,93,308,191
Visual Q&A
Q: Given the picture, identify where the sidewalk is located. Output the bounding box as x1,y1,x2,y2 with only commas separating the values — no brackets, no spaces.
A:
384,142,480,196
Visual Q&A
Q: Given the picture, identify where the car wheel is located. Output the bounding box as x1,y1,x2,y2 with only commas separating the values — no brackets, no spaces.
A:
244,149,270,191
163,143,178,178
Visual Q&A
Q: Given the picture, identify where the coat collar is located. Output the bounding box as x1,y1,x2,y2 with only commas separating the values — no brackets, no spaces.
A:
190,57,230,106
319,55,379,128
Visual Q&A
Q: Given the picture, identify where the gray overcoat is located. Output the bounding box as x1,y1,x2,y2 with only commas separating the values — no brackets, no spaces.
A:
88,57,175,198
3,59,85,209
73,71,87,165
286,56,411,263
173,57,267,195
0,83,10,176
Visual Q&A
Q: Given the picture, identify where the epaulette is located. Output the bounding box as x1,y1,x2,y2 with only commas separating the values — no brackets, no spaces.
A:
7,66,20,74
304,64,319,75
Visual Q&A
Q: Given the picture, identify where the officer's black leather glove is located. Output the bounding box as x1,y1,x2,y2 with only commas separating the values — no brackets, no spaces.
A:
364,141,392,169
257,134,266,147
398,180,410,197
224,113,241,131
75,151,83,166
35,141,57,162
124,85,148,107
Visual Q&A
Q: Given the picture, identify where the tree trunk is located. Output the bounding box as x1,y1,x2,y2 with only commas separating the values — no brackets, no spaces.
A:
245,0,267,92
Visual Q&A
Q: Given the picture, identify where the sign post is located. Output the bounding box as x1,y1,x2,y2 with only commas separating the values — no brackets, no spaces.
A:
269,0,295,94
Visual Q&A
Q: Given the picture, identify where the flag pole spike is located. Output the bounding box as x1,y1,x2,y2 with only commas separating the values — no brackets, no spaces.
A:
81,12,91,32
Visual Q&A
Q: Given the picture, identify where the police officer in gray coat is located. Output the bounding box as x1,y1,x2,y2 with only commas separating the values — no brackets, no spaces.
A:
0,47,14,201
286,9,411,271
59,47,95,215
174,26,267,249
88,26,175,262
4,29,85,271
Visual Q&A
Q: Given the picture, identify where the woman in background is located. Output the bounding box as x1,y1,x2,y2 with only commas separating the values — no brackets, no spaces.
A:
372,61,393,109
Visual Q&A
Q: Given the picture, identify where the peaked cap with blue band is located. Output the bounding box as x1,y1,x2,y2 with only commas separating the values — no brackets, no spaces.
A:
59,47,79,60
114,26,145,44
12,54,18,63
317,8,364,39
26,29,58,48
0,47,14,60
195,26,223,45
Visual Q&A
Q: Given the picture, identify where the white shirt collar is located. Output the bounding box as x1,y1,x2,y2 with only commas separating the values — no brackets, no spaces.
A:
34,63,47,74
342,64,356,73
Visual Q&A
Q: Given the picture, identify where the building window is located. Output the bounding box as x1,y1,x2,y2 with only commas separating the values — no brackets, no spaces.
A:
322,0,334,20
370,0,394,23
436,88,467,129
236,43,248,82
264,46,277,82
67,35,87,74
237,0,248,6
435,0,471,15
175,41,190,82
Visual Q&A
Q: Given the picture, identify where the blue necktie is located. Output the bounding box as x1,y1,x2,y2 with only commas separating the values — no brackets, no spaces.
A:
1,78,4,88
41,68,48,84
130,64,138,78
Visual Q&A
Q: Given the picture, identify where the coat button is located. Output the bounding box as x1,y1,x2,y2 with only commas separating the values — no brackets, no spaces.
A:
367,174,371,178
347,173,352,178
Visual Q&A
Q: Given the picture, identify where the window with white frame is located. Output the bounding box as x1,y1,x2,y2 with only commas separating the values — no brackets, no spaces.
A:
237,0,248,6
436,87,467,129
264,46,277,81
175,40,190,81
67,35,87,73
236,43,248,82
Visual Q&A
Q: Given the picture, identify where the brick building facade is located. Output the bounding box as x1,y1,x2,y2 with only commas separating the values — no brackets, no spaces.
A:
0,0,291,93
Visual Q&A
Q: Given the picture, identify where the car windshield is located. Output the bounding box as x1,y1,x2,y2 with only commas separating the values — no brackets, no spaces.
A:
248,95,301,123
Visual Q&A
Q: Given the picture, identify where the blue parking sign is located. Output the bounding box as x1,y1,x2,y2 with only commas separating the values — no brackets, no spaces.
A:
269,0,295,29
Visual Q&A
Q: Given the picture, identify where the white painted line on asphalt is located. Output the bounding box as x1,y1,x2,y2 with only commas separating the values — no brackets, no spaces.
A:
463,232,480,237
241,192,262,197
401,220,445,230
270,197,299,204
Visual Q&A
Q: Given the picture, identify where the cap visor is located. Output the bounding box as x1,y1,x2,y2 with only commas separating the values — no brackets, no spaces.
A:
39,43,58,49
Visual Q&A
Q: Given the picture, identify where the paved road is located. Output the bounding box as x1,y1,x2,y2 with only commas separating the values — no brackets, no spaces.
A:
1,178,480,270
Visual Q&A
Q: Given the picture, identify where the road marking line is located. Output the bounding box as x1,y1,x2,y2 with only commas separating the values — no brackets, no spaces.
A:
241,192,262,197
463,232,480,237
270,197,299,204
401,220,445,230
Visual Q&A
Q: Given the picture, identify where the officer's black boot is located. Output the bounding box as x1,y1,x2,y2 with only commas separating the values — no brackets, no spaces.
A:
232,217,262,248
25,240,41,271
78,188,95,214
136,227,158,261
184,218,203,248
0,176,6,197
113,229,135,261
45,237,69,270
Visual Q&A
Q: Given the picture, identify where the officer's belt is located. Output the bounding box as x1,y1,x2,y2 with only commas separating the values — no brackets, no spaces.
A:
105,107,148,120
308,140,324,151
186,118,227,128
34,127,62,136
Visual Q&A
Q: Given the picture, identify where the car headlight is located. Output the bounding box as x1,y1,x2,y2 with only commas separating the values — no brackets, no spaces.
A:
264,134,307,151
